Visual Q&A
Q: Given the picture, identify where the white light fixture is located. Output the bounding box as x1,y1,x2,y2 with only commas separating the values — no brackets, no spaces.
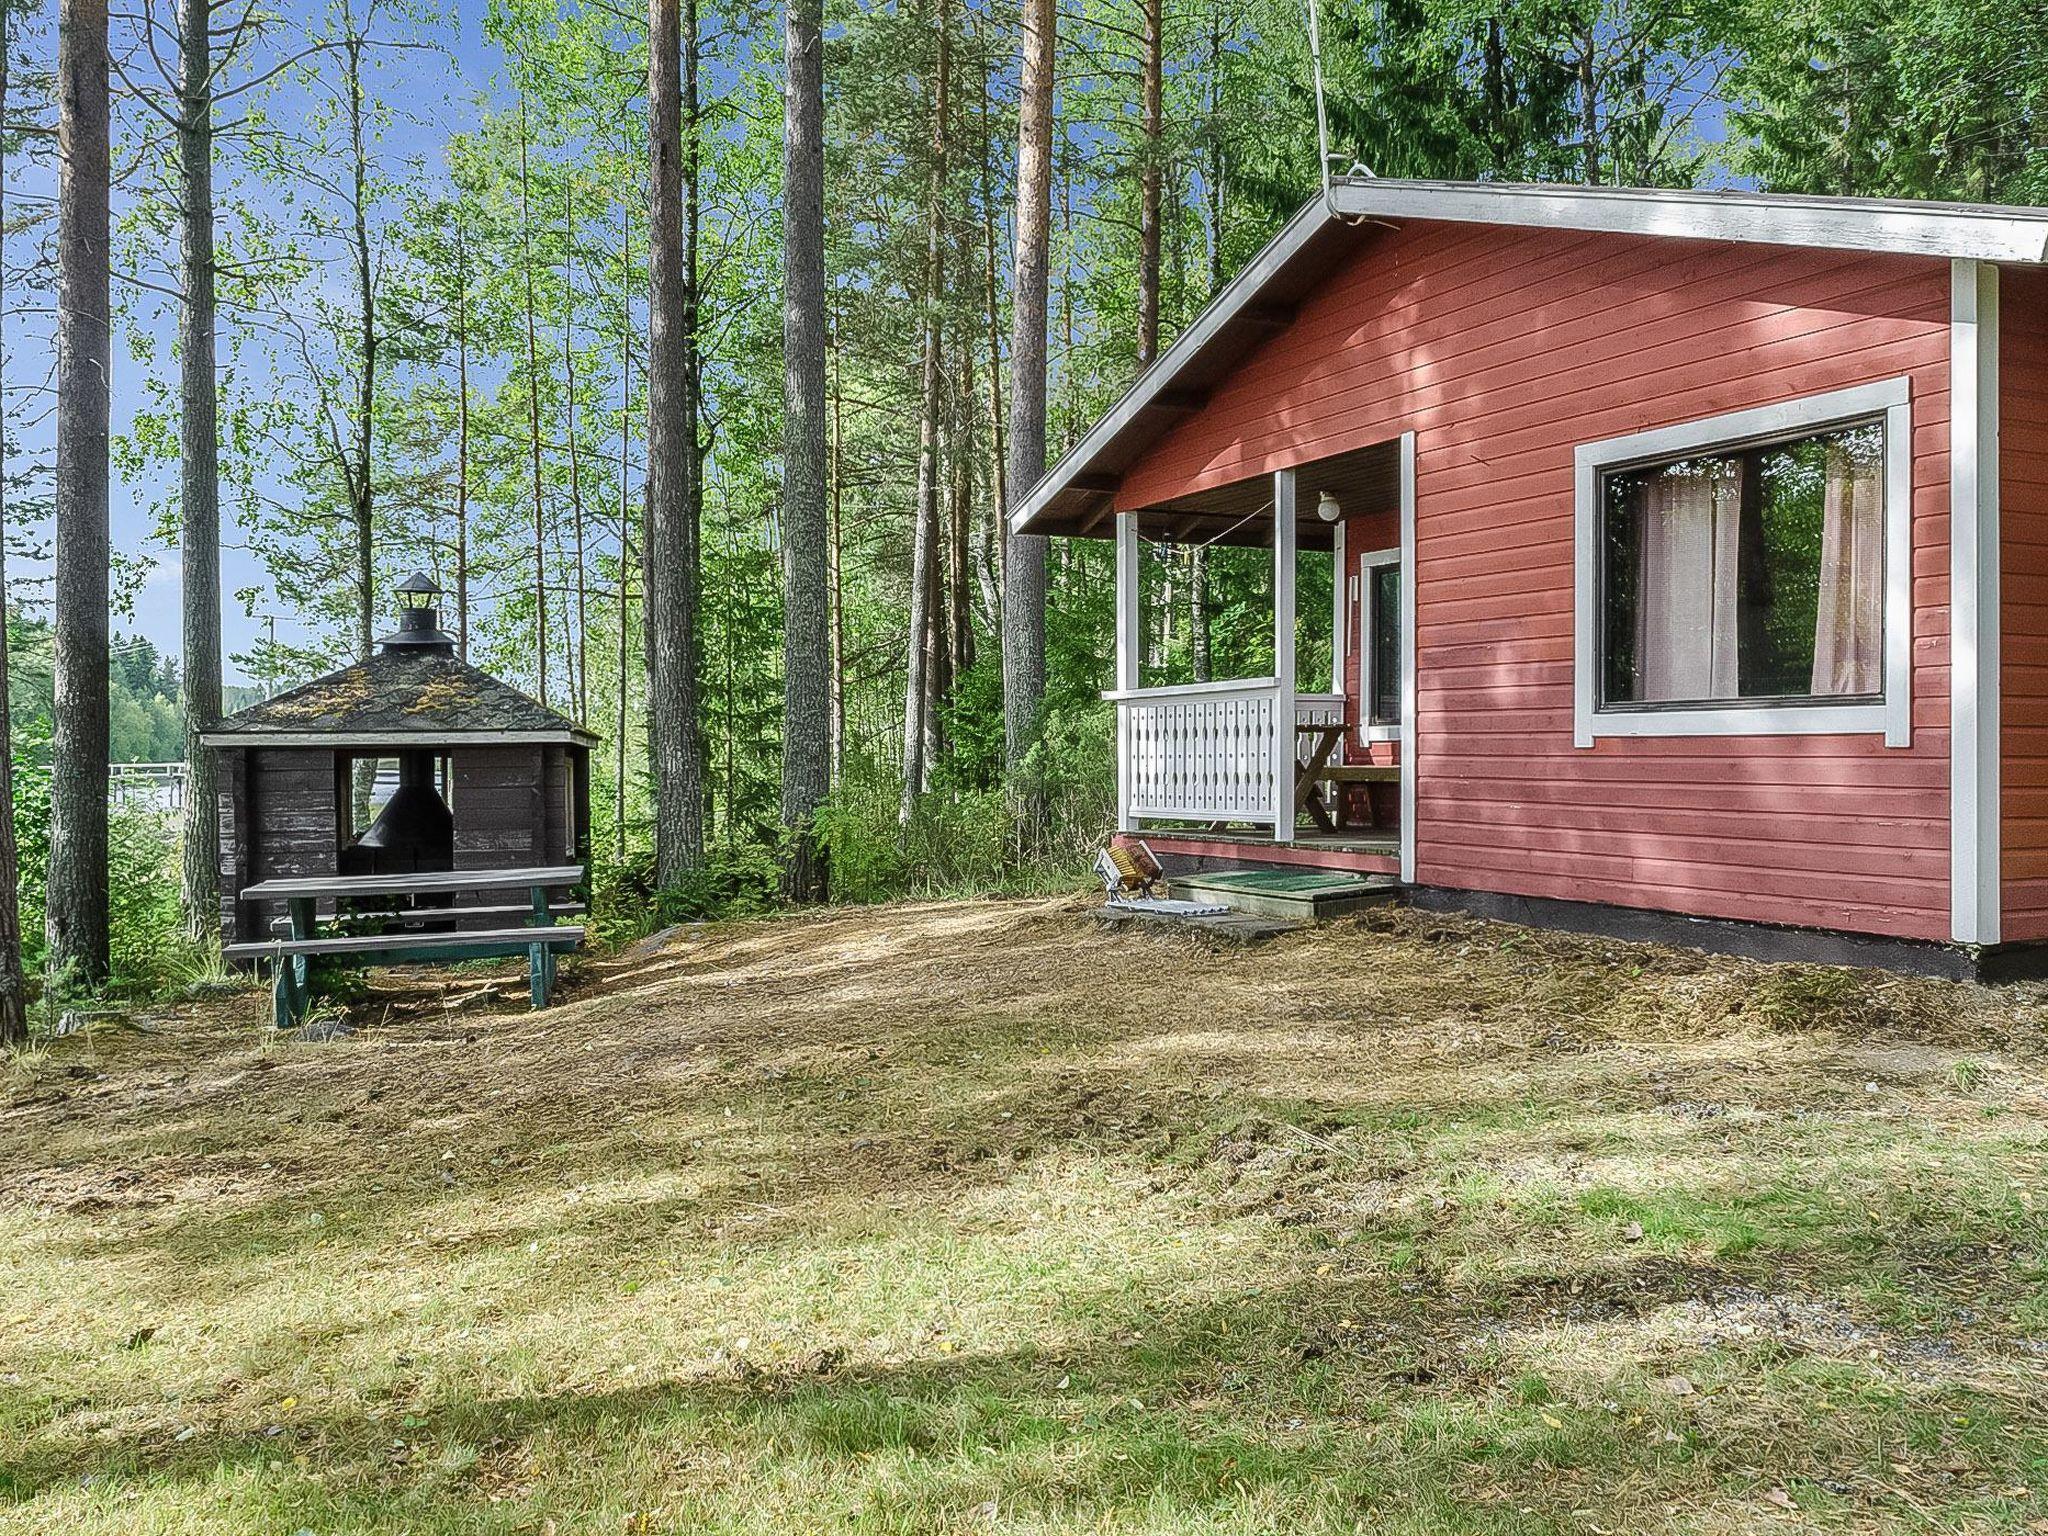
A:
1316,490,1341,522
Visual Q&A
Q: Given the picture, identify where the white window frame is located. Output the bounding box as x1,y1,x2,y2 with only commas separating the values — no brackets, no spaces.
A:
1572,377,1914,750
1356,545,1402,742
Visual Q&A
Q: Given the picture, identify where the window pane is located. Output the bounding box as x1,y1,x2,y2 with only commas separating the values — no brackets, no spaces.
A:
1600,419,1885,707
1370,564,1400,723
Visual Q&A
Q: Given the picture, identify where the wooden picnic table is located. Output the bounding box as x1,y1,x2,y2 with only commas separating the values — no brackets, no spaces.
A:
232,865,587,1026
1293,723,1399,834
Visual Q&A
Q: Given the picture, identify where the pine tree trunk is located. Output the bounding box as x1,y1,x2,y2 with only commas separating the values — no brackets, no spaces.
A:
346,34,374,669
343,33,376,827
48,0,112,989
901,0,950,823
454,226,471,659
946,393,973,677
975,15,1006,553
1578,27,1600,185
780,0,831,899
563,181,589,724
519,95,550,707
176,0,221,946
1136,0,1162,368
1190,20,1223,684
0,0,30,1041
646,0,705,885
1001,0,1054,835
828,342,845,778
614,201,633,863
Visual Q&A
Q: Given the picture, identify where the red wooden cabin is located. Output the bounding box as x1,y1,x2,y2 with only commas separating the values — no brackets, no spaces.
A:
1011,179,2048,977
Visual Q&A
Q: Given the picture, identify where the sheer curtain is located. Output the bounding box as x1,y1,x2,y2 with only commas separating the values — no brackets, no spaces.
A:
1810,442,1885,695
1635,461,1744,701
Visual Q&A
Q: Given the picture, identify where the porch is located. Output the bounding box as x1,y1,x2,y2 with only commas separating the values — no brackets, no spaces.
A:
1105,437,1415,881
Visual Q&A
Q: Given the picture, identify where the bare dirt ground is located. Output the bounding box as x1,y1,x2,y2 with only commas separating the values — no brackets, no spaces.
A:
4,898,2048,1533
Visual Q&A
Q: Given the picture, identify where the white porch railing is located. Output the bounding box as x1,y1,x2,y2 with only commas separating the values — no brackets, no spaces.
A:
1112,680,1345,824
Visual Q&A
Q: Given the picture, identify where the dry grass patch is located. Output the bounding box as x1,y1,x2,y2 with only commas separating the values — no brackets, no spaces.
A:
3,898,2048,1533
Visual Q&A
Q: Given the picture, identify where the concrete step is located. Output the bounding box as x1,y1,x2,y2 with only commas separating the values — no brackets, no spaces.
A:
1170,869,1408,921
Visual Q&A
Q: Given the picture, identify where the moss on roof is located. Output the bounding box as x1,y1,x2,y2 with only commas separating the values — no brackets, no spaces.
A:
213,647,590,741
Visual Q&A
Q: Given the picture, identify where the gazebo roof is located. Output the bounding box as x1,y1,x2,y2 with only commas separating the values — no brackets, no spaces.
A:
201,646,595,749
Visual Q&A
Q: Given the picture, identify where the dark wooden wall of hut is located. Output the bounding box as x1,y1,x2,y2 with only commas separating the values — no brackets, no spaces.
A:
219,746,342,945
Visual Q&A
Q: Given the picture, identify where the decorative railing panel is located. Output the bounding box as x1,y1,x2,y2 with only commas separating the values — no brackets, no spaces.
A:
1117,682,1349,824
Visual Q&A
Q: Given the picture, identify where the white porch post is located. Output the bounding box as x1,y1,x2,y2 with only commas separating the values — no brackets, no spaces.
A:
1272,469,1297,845
1115,512,1140,832
1331,519,1347,697
1951,259,2001,944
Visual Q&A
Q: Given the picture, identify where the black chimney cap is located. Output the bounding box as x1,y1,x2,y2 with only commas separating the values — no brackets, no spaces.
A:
380,571,456,651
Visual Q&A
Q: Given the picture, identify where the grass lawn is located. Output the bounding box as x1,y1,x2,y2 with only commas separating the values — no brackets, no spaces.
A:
5,898,2048,1533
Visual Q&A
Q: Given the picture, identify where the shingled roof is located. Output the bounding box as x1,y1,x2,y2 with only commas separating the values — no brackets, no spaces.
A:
201,646,594,747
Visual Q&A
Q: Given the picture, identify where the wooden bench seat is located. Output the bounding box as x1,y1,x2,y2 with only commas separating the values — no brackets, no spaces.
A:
1317,764,1399,783
266,902,586,933
229,925,585,1027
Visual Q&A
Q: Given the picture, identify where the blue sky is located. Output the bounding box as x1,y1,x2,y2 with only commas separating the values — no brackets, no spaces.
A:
3,1,511,687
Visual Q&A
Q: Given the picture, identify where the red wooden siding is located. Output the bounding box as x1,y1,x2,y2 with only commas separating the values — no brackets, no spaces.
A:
1117,222,1954,941
2001,266,2048,939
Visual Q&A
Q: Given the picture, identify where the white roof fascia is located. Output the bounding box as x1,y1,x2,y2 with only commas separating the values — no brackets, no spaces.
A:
1330,179,2048,265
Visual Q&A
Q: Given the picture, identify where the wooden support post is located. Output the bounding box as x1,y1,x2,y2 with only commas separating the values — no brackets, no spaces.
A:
1115,512,1140,832
1272,469,1296,846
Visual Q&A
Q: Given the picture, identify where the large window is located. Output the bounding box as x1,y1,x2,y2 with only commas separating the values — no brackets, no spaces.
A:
1600,419,1885,708
1572,379,1912,747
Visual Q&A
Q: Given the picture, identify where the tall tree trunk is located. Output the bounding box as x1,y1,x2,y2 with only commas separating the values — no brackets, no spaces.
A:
975,15,1007,601
1002,0,1054,834
1136,0,1162,368
946,384,973,678
614,201,633,864
563,180,589,724
780,0,830,898
345,34,375,672
519,94,550,706
454,223,471,659
828,327,845,778
343,32,376,826
646,0,705,885
902,0,950,822
1190,7,1223,683
48,0,111,988
1577,25,1600,185
176,0,221,945
0,0,29,1041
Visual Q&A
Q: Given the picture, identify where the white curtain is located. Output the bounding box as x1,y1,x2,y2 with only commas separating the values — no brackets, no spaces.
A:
1810,442,1885,696
1634,460,1743,702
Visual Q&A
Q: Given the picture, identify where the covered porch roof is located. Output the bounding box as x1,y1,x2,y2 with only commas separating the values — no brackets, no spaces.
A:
1014,176,2048,542
1116,437,1402,551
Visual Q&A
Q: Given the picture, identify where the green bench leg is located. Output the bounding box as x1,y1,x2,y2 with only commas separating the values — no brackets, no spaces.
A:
529,943,547,1009
272,956,307,1029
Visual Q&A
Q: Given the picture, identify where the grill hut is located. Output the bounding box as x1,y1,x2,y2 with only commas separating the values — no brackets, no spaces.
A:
204,576,595,948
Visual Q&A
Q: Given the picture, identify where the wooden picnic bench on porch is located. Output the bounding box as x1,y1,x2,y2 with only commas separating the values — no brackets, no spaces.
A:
226,865,587,1027
1293,722,1399,834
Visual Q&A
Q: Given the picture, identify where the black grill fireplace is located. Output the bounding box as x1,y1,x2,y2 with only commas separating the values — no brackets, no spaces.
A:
339,750,454,878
